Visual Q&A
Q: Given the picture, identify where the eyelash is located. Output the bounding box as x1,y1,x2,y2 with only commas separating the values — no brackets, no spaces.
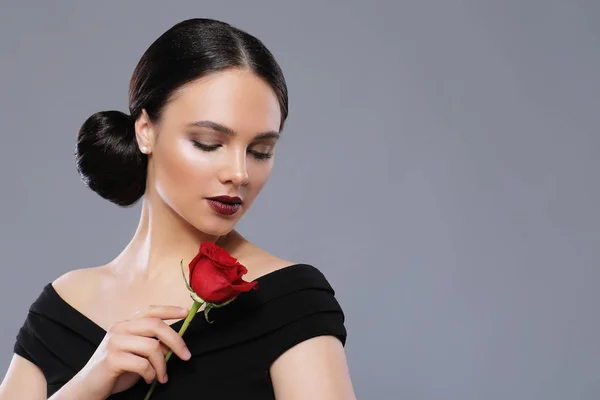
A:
192,141,273,160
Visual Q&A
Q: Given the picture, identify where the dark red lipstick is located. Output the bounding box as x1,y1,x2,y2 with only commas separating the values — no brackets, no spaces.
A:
206,195,243,216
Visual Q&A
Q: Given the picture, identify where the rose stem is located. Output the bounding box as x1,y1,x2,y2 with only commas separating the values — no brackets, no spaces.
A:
143,300,203,400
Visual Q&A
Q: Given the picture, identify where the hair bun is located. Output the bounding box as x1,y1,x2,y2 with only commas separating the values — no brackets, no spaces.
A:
75,110,147,207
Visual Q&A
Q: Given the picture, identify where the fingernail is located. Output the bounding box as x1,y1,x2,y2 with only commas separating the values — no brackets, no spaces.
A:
183,347,191,360
163,374,168,382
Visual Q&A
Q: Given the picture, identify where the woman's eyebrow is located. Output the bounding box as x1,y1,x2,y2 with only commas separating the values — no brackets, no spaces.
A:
186,120,280,140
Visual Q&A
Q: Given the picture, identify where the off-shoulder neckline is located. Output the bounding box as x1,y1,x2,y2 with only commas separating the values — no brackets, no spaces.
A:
41,263,327,337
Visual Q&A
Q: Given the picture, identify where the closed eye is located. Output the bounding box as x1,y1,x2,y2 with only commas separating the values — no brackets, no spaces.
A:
192,141,221,151
249,150,273,160
192,141,273,161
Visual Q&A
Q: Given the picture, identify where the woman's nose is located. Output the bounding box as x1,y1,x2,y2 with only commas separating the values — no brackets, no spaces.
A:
219,149,249,186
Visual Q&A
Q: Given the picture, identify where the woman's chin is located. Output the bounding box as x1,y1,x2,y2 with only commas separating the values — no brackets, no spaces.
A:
190,218,238,238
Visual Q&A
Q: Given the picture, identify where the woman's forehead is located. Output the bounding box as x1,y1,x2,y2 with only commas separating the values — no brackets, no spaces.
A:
162,69,282,133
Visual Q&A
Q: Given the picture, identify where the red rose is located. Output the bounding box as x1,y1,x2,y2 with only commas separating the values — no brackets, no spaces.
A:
144,242,257,400
188,241,258,304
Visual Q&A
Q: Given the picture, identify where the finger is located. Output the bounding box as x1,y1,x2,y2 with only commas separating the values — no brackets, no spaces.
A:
123,318,191,361
130,305,190,321
112,305,189,334
159,342,169,356
111,352,157,384
113,335,169,383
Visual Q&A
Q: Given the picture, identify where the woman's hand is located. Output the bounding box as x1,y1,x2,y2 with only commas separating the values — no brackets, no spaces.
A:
67,305,192,399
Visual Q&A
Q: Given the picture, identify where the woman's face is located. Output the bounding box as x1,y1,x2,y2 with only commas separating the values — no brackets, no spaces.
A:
139,68,282,236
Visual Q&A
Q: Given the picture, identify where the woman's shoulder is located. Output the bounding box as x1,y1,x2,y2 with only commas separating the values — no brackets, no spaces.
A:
50,265,109,314
242,251,297,281
13,267,111,371
240,249,338,294
232,236,332,287
184,256,347,364
224,247,345,332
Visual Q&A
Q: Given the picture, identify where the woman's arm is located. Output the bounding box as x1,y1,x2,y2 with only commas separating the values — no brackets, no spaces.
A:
0,354,46,400
270,335,356,400
0,354,98,400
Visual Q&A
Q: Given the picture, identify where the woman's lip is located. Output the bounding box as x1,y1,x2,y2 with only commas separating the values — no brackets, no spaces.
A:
207,199,241,216
206,195,242,204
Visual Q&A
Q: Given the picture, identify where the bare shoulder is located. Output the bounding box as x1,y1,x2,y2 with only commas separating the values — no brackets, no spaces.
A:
226,230,297,280
243,249,297,281
51,265,108,311
240,232,355,397
0,269,109,397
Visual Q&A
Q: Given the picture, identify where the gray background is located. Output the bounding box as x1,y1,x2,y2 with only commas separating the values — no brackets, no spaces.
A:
0,1,598,399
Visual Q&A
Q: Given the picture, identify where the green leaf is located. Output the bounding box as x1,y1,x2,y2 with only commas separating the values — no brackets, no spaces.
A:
204,304,214,324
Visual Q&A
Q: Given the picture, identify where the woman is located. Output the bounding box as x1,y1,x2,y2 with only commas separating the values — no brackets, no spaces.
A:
0,18,355,399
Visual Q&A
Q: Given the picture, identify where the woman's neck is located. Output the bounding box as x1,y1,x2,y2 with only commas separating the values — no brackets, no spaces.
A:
109,196,221,283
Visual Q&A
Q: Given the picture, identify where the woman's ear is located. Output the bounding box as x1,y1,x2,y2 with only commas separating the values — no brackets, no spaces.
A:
134,109,156,154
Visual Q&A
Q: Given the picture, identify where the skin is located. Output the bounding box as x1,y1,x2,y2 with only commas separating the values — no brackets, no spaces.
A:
0,68,356,399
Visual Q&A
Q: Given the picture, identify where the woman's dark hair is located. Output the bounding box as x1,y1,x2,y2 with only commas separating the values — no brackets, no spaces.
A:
75,18,288,207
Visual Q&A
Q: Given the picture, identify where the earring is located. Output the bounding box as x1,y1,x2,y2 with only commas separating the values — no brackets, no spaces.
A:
141,146,149,154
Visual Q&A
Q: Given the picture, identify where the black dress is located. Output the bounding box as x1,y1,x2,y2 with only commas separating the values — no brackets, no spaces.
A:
13,264,347,399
